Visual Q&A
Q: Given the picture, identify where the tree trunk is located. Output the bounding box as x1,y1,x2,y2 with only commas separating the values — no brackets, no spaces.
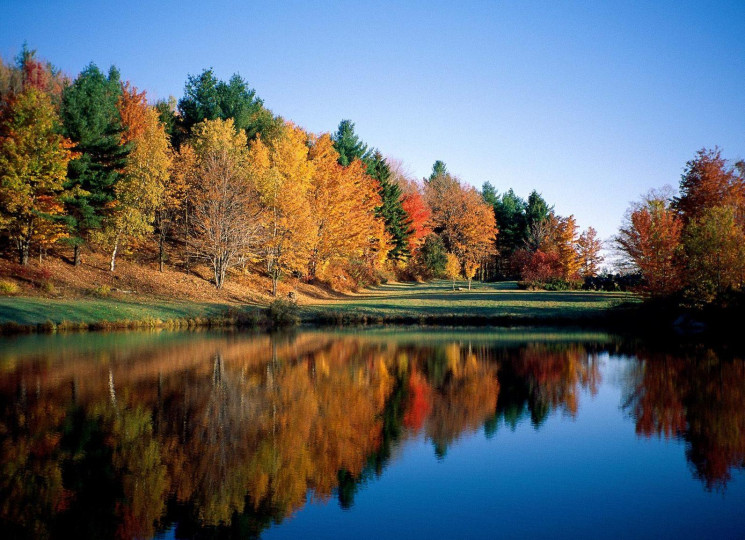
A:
109,234,120,272
19,240,29,266
159,230,165,272
73,245,81,267
468,278,472,290
184,202,190,275
452,278,455,291
272,276,278,297
214,260,223,289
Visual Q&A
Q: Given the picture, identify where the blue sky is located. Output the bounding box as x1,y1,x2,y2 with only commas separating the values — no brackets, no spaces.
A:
2,0,743,243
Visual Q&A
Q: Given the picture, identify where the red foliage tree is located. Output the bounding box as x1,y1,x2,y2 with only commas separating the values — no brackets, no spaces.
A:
401,190,431,254
616,200,685,296
675,148,745,223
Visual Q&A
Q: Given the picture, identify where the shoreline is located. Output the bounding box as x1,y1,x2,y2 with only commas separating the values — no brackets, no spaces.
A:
0,293,643,335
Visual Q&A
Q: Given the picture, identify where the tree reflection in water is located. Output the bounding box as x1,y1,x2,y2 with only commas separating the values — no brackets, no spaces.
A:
0,331,742,538
621,348,745,490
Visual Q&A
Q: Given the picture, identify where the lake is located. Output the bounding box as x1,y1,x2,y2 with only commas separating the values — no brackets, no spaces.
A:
0,328,743,539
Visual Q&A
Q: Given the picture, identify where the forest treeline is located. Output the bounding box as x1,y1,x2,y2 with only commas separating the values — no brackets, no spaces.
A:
0,46,605,294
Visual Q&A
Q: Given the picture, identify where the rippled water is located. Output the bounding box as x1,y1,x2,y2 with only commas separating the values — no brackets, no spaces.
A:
1,329,743,539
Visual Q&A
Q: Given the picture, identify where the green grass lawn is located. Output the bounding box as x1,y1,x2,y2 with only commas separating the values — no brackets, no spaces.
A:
0,280,641,330
306,280,640,321
0,296,234,326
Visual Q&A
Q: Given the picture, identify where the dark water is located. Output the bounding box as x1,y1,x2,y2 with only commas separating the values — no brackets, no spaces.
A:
0,329,743,539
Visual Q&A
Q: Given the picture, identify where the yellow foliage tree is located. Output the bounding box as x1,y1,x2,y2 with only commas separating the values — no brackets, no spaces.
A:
188,119,260,288
0,87,73,265
101,86,171,271
249,123,316,295
427,176,496,288
445,252,461,290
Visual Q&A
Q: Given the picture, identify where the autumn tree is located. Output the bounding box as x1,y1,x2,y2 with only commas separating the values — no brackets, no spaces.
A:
683,206,745,300
616,197,684,296
60,64,128,266
332,122,408,262
674,148,744,223
445,252,461,290
189,119,261,289
577,227,603,277
390,159,432,257
154,144,189,272
307,135,384,281
0,56,23,103
554,215,581,280
0,87,73,264
400,188,431,254
249,124,315,295
426,174,496,287
100,84,171,272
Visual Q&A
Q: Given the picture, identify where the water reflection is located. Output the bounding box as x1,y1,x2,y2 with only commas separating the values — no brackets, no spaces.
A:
0,330,743,538
621,347,745,490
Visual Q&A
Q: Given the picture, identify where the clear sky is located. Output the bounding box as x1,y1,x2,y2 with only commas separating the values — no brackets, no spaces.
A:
2,0,743,242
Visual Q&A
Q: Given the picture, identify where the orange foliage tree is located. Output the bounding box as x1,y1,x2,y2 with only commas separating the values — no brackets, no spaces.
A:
426,174,496,288
307,134,384,285
674,148,745,223
577,227,603,277
616,198,684,296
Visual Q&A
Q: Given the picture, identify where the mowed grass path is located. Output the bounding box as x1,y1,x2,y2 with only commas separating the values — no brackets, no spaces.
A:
308,280,639,320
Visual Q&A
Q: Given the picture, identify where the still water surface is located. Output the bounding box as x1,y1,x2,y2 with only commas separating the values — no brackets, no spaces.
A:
0,329,743,539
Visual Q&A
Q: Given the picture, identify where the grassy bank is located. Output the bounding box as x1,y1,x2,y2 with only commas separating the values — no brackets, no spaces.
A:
303,280,640,326
0,279,642,334
0,296,260,333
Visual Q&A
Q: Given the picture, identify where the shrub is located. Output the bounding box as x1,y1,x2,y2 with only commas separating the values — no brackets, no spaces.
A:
41,281,56,294
582,273,642,292
517,278,581,291
267,299,300,328
92,284,111,297
0,280,19,295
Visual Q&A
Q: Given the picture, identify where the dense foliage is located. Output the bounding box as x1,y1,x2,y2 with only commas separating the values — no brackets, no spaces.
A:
616,148,745,306
1,46,610,294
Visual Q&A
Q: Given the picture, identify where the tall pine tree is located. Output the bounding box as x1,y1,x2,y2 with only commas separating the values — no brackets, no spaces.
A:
60,64,128,265
367,152,412,261
177,69,281,145
331,119,371,166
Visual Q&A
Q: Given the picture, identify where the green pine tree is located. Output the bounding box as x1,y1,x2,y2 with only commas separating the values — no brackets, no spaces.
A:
60,64,128,265
177,69,281,145
331,119,371,166
428,160,448,182
367,152,412,261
